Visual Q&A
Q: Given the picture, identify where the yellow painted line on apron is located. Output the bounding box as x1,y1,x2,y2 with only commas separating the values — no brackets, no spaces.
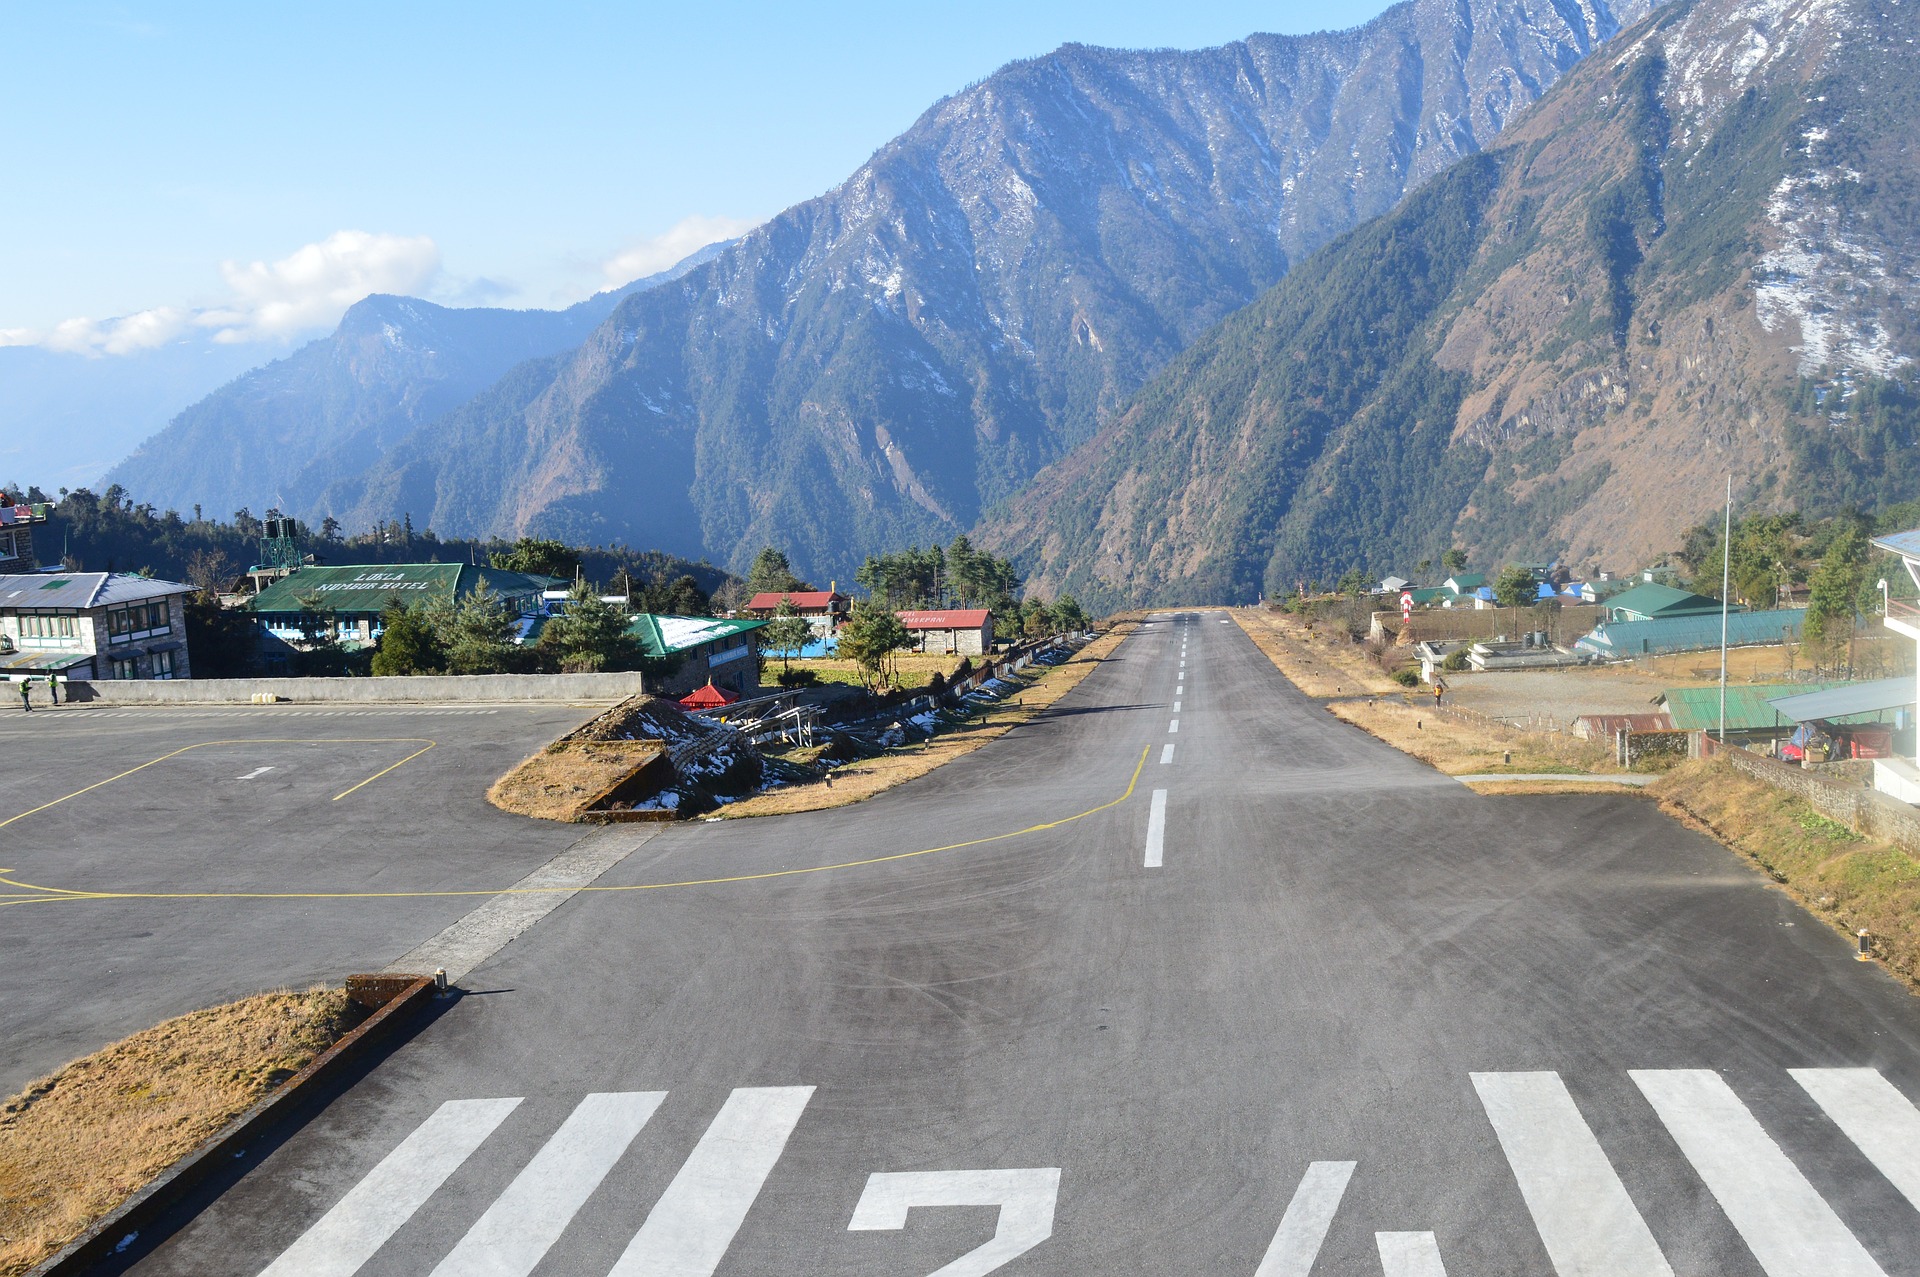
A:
0,737,437,833
0,746,1151,909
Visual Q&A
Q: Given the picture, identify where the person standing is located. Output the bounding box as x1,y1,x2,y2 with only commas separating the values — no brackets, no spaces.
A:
17,679,31,713
45,674,59,706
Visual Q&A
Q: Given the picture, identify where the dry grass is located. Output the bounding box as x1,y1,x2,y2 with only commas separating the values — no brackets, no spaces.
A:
487,739,664,821
718,625,1137,819
1328,697,1621,777
1650,758,1920,991
775,652,969,691
1459,778,1651,796
1231,607,1403,697
1585,635,1911,687
0,988,358,1275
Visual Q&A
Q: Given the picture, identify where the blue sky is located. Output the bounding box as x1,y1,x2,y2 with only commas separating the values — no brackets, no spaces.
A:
1,1,1395,350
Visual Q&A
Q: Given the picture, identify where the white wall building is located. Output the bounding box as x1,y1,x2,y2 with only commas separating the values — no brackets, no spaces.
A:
1870,529,1920,803
0,572,196,684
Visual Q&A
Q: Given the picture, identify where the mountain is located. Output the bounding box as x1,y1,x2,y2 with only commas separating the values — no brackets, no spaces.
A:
0,339,271,493
296,0,1653,573
985,0,1920,606
103,245,726,524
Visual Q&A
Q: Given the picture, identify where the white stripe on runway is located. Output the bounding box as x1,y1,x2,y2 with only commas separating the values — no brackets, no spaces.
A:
1376,1232,1447,1277
1631,1069,1886,1277
259,1097,521,1277
1790,1068,1920,1212
237,766,275,781
1145,789,1167,868
1173,701,1181,712
1176,684,1183,694
1472,1072,1672,1277
608,1085,814,1277
1254,1161,1354,1277
1160,744,1175,765
431,1091,666,1277
1168,719,1179,733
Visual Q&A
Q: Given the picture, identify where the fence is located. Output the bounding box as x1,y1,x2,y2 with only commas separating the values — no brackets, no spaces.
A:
1699,734,1920,855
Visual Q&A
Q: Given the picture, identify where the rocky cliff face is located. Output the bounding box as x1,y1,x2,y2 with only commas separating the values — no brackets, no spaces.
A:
292,0,1651,572
986,0,1920,605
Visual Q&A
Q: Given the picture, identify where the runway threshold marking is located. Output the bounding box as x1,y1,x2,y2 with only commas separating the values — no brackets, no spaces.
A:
0,737,439,834
0,747,1154,909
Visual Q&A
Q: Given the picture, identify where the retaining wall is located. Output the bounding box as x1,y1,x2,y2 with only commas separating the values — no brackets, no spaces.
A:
63,671,648,705
1700,734,1920,854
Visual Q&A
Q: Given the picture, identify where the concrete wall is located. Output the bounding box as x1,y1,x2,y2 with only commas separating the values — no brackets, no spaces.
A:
1701,735,1920,854
64,671,648,704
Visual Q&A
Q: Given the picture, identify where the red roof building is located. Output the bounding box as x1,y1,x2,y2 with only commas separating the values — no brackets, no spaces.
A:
895,609,995,656
678,680,741,711
744,590,849,634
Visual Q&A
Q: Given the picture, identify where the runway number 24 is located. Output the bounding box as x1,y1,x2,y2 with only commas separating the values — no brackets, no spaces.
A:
849,1168,1062,1277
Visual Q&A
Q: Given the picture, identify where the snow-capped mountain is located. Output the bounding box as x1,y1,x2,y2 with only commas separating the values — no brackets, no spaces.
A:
123,0,1652,575
985,0,1920,605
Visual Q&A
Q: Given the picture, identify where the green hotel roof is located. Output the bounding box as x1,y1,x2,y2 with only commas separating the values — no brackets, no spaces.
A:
249,563,559,614
1605,582,1728,618
624,612,767,658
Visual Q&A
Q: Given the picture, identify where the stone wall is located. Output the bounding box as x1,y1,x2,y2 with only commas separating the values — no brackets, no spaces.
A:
63,671,649,705
1700,734,1920,854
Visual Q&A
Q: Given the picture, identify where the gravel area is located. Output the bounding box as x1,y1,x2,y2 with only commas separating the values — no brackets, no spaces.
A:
1440,667,1672,725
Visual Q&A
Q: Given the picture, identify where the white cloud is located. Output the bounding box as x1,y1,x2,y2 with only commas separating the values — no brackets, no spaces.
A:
602,215,758,286
5,230,440,356
200,230,441,342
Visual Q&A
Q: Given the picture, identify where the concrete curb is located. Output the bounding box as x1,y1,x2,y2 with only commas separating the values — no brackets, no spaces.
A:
27,976,439,1277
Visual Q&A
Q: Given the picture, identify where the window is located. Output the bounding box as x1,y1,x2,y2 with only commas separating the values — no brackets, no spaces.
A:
17,612,76,640
106,598,171,643
150,650,175,679
0,530,15,560
110,655,138,680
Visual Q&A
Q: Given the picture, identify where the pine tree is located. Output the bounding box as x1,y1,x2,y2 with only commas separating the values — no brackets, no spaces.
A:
371,599,445,676
537,580,639,673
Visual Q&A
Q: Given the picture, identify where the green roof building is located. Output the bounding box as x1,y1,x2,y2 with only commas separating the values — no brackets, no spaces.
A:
1605,582,1732,623
249,563,559,650
623,612,768,697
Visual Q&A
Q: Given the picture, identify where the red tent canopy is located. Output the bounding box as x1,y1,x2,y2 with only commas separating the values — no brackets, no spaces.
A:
678,680,739,710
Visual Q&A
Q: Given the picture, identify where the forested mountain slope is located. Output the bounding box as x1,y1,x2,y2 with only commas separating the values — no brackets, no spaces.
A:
310,0,1651,573
104,246,725,522
986,0,1920,606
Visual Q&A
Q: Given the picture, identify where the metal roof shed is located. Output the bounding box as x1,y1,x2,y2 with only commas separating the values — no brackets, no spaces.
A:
1575,608,1806,658
1766,678,1915,724
1659,683,1850,732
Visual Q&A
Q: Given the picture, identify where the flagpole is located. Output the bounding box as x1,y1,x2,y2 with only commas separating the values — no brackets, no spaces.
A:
1719,475,1731,743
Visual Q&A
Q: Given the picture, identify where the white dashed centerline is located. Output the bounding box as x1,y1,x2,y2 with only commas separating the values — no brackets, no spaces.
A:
1173,701,1181,712
1168,719,1179,733
1160,744,1175,765
237,766,275,781
1144,789,1167,868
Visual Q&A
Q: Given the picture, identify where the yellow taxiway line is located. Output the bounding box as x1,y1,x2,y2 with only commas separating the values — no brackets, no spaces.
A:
0,746,1151,910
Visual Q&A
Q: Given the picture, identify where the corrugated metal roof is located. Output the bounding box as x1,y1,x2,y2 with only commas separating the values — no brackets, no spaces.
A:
745,591,844,610
896,609,992,628
0,572,191,610
1767,677,1915,723
626,613,766,658
1575,608,1806,657
1872,528,1920,559
0,649,92,673
250,563,557,614
1605,582,1727,618
1661,683,1851,731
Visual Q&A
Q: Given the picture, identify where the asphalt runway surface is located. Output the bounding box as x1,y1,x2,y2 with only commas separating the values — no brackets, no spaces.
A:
0,701,601,1094
73,618,1920,1273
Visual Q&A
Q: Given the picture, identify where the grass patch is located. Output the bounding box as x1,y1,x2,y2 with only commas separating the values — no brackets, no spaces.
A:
1650,758,1920,991
1231,607,1403,697
0,988,359,1275
718,626,1137,819
1327,697,1619,777
487,739,665,821
775,652,970,691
